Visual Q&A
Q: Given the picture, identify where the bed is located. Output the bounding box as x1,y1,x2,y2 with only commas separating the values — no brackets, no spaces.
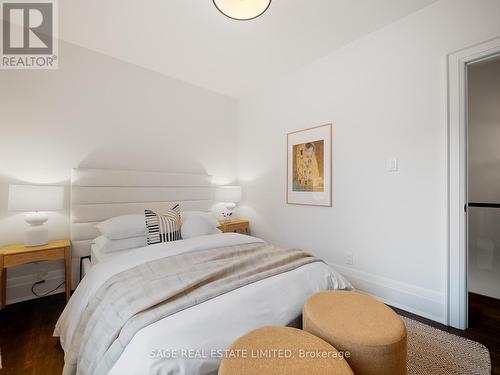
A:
56,168,351,375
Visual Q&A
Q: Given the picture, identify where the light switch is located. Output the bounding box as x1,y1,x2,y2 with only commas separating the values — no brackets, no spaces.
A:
346,252,353,266
387,158,399,172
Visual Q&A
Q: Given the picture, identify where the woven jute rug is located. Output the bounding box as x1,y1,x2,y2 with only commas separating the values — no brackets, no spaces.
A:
402,316,491,375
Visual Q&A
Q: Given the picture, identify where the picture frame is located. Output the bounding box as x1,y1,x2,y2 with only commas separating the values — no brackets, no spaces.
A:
287,123,332,207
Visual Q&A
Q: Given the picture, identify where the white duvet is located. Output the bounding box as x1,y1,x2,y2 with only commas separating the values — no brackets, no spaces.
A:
55,233,351,375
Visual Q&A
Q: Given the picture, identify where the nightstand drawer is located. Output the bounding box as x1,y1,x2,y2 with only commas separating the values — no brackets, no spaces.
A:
218,220,250,234
226,223,247,233
4,248,65,267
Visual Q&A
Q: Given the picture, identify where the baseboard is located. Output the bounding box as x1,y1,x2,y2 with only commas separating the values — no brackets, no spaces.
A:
4,269,65,307
3,261,446,324
331,263,446,324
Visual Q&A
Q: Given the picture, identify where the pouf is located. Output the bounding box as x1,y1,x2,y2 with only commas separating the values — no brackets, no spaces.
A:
303,291,407,375
218,326,353,375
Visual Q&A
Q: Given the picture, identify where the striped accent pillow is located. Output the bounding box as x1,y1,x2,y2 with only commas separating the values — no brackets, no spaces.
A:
145,205,181,245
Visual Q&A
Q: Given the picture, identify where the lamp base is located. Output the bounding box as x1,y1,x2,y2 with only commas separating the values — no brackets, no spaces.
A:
24,212,49,247
24,225,49,247
221,203,237,223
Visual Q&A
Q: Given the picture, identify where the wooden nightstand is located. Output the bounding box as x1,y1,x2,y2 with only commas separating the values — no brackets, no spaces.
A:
0,239,71,308
218,219,250,235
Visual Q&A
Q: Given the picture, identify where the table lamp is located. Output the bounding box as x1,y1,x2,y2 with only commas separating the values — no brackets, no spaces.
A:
215,185,242,222
8,184,64,246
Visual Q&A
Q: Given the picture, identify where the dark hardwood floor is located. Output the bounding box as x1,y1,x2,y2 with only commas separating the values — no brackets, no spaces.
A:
468,293,500,375
0,294,65,375
0,292,498,374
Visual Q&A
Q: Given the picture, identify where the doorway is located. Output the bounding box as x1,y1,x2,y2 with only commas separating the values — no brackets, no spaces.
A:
467,55,500,333
448,37,500,330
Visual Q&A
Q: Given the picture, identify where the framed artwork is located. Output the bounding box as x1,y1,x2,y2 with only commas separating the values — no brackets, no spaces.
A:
287,123,332,206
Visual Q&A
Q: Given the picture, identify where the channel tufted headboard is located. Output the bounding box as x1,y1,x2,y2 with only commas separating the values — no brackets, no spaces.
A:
70,168,214,288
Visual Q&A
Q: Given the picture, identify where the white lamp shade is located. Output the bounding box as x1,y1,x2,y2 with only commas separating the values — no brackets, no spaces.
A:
213,0,271,20
215,185,242,203
8,184,64,212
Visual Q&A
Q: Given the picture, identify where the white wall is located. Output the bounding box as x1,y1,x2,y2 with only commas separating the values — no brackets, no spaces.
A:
0,41,237,305
468,57,500,300
237,0,500,323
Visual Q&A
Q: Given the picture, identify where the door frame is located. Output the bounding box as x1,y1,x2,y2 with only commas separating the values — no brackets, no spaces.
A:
448,37,500,329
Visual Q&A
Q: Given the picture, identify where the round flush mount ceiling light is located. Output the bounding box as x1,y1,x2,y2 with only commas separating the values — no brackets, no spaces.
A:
213,0,272,21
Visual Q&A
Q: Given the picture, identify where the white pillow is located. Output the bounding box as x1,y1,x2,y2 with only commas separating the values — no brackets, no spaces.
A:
181,211,219,228
181,215,220,239
93,235,147,254
95,214,146,240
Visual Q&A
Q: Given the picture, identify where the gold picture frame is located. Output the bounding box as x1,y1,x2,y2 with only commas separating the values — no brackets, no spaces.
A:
287,123,332,207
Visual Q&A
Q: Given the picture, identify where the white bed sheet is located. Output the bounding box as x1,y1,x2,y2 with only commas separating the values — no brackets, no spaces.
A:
56,233,351,375
90,243,136,265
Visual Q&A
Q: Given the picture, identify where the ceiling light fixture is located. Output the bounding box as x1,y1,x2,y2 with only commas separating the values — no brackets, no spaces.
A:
213,0,272,21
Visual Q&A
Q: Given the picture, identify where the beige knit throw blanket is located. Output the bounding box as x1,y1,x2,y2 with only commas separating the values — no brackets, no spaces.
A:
64,243,322,375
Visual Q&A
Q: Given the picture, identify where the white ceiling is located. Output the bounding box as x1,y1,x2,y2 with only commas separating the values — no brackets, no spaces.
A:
60,0,438,98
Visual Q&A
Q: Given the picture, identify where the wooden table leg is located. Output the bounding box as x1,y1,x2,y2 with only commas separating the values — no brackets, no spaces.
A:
0,254,6,309
64,246,72,303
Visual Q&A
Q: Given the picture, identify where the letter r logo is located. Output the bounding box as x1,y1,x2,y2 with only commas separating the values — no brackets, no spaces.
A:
2,2,53,54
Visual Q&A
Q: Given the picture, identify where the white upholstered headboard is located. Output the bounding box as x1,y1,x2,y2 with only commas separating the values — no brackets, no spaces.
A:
70,168,214,288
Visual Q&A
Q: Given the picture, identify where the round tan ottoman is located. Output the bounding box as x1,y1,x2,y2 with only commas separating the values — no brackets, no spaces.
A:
303,291,407,375
218,326,353,375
